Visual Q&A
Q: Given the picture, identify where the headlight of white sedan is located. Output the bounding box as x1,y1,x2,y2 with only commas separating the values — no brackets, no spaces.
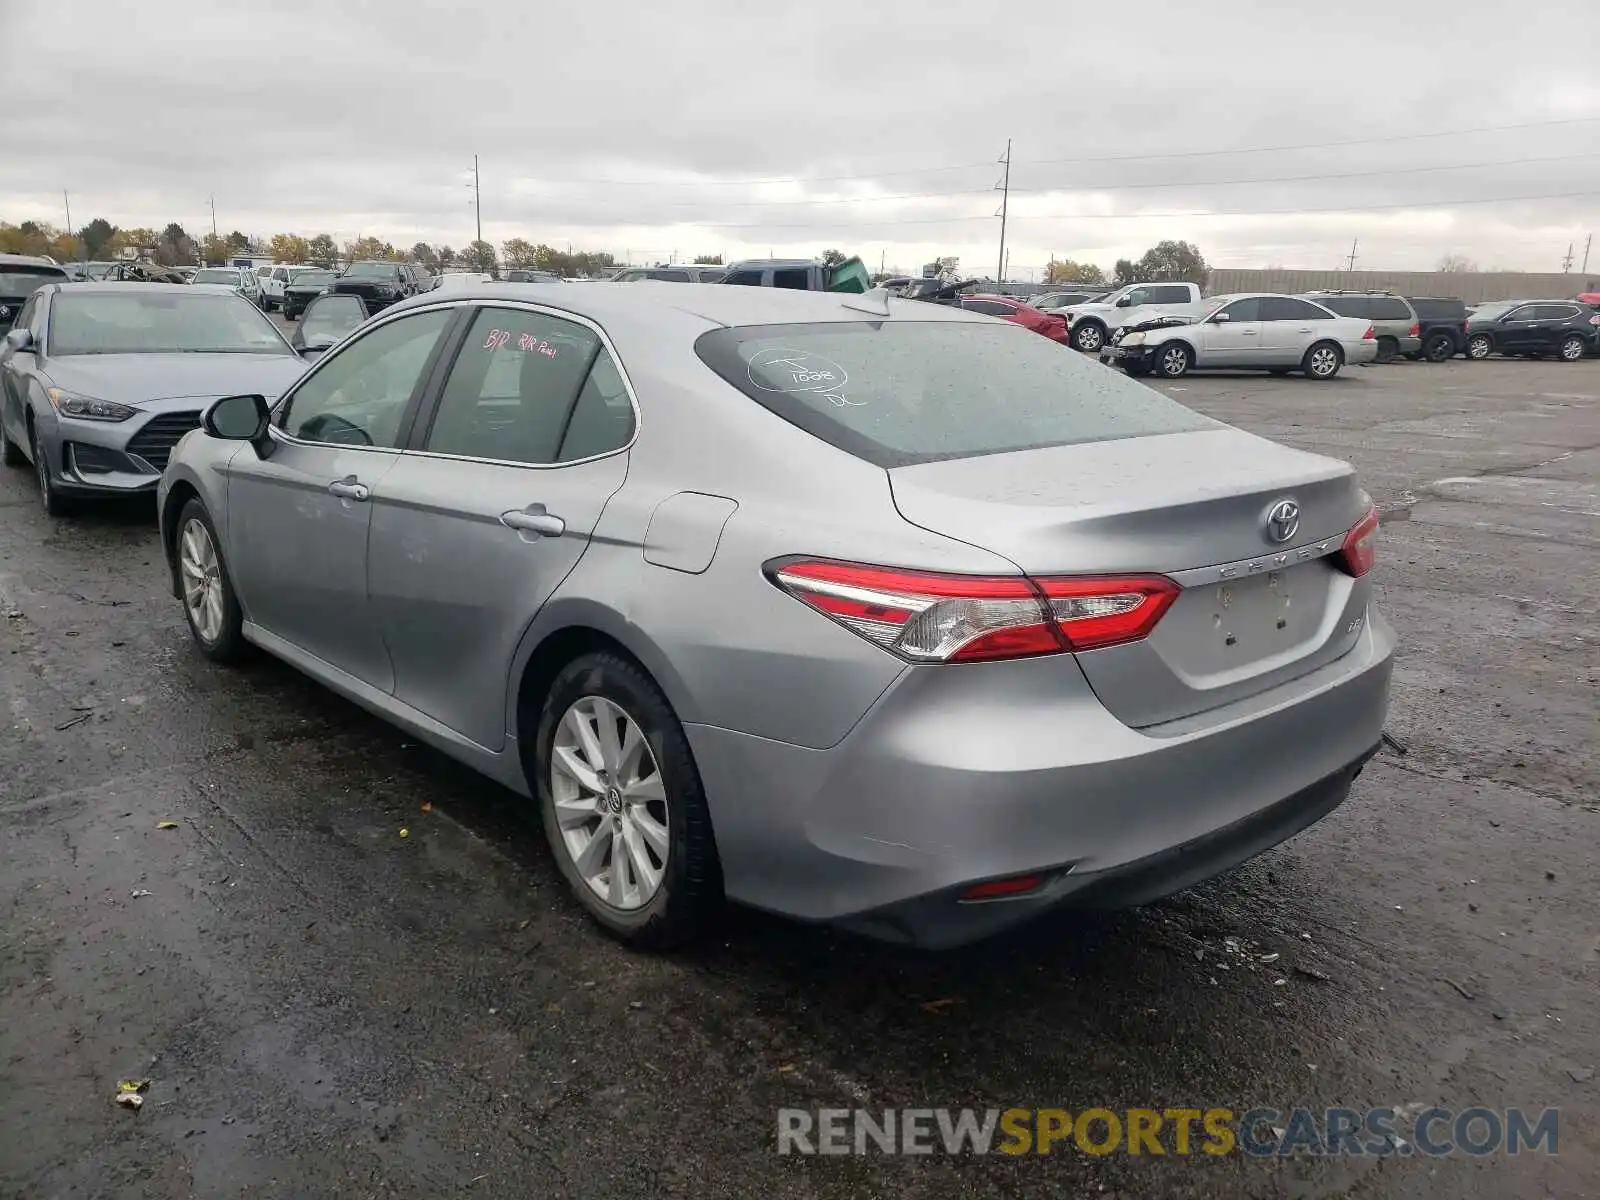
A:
1120,332,1146,346
46,388,138,422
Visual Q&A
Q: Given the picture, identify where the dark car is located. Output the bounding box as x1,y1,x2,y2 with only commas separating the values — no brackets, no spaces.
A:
1464,299,1600,362
504,268,565,284
1031,288,1112,312
1403,297,1470,362
331,261,414,312
280,268,340,320
0,255,69,332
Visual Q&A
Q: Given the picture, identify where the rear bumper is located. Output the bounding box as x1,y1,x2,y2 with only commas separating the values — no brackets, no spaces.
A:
688,611,1394,948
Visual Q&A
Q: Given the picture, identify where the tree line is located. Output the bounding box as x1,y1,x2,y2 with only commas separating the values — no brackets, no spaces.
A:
1043,240,1210,288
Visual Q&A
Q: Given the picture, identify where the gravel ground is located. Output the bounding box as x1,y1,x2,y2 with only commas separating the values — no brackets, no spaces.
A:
1,355,1595,1199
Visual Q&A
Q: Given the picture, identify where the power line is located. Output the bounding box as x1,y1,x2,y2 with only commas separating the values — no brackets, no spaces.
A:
546,150,1599,212
503,115,1600,190
681,187,1600,231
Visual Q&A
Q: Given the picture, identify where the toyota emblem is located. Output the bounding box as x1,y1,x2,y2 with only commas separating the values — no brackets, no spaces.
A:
1264,499,1300,544
0,306,10,321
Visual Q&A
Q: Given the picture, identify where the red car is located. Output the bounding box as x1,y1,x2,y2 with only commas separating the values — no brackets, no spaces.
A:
959,294,1070,343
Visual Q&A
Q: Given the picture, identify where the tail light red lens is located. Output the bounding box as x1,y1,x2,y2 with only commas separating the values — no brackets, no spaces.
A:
1408,322,1420,338
1337,508,1379,577
961,874,1044,901
769,560,1177,663
1362,325,1377,340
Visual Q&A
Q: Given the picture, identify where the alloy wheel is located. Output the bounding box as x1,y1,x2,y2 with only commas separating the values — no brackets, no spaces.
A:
1467,336,1491,360
1559,337,1584,361
32,427,51,509
1160,346,1188,377
550,696,670,911
1075,324,1104,353
1309,347,1340,377
179,518,226,644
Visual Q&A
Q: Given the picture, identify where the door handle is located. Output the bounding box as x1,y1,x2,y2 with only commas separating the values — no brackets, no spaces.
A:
1240,330,1258,337
501,505,566,538
327,476,369,502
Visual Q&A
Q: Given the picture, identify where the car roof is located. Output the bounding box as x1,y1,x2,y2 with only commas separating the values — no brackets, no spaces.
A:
49,282,233,296
0,252,67,269
384,280,986,330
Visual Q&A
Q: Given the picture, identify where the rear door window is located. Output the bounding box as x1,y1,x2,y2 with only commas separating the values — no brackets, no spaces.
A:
1261,297,1333,321
1369,297,1412,320
723,269,764,286
1534,304,1579,321
1144,285,1193,303
772,268,811,290
422,307,604,465
1408,298,1464,320
694,320,1215,469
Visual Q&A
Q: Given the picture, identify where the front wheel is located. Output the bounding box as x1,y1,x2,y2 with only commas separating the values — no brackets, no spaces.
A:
176,499,248,662
1072,322,1106,354
30,422,74,516
1155,342,1191,378
1302,342,1344,380
1466,334,1493,360
535,652,721,949
1423,332,1456,362
1,424,24,466
1558,335,1585,362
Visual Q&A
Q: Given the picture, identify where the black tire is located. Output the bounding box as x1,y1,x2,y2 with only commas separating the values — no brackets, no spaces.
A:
535,652,721,949
1403,351,1423,361
1,425,24,466
1465,333,1493,360
1423,332,1456,363
1557,335,1585,363
1123,361,1151,378
1154,342,1191,378
1302,341,1344,380
1071,321,1107,354
1375,337,1399,363
30,421,75,516
284,309,298,322
175,498,248,663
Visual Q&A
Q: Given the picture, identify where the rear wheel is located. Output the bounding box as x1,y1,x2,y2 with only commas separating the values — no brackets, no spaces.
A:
1466,333,1493,360
1155,342,1191,379
1558,335,1585,362
1302,341,1344,380
1072,321,1106,354
1375,336,1399,363
535,652,721,949
1423,332,1456,362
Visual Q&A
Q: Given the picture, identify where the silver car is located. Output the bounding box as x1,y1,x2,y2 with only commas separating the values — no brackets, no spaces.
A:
1102,293,1380,380
1,283,306,515
157,284,1394,949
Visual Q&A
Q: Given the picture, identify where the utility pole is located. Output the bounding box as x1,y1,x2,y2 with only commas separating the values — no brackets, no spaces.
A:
1345,238,1358,272
1560,241,1574,272
1583,234,1592,274
62,190,78,260
209,195,218,240
995,138,1012,283
473,154,482,246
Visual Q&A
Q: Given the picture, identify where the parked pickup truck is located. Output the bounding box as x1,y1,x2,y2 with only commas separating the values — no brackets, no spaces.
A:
1060,281,1205,354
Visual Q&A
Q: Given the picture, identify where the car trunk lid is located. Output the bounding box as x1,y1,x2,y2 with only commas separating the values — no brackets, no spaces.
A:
888,427,1372,726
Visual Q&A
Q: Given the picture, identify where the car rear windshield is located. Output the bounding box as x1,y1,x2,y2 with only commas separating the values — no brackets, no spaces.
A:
343,262,401,278
695,320,1216,469
49,292,294,356
1409,297,1466,319
290,270,336,287
0,263,68,296
193,269,242,285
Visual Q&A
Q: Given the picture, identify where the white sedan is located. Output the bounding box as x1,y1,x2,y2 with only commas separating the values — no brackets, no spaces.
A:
1101,293,1378,380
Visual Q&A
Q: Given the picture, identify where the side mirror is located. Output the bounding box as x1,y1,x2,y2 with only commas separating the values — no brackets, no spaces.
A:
1210,311,1231,323
298,343,334,360
3,328,33,352
203,393,270,445
1115,295,1134,307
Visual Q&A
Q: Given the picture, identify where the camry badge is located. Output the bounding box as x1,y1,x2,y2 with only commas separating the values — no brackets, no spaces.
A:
1264,499,1300,544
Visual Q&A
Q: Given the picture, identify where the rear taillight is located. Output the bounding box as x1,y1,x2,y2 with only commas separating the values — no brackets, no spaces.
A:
1336,508,1379,577
1362,325,1376,340
1408,322,1420,338
768,561,1178,663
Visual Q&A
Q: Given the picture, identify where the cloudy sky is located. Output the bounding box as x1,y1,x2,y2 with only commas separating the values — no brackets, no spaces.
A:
5,0,1597,277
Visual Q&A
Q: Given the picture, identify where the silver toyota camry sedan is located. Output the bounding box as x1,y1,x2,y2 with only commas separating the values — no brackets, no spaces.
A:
157,283,1394,949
